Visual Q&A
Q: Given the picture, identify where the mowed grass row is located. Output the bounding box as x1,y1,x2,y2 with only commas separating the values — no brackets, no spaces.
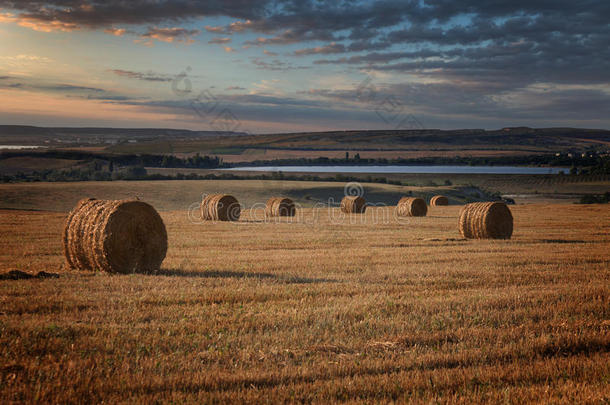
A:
0,204,608,403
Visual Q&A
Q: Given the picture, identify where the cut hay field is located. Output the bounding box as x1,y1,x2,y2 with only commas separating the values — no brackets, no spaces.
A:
0,198,609,403
0,180,472,212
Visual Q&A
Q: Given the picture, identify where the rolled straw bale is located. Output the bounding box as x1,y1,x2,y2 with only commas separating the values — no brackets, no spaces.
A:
265,197,296,217
396,197,427,217
458,201,513,239
340,195,366,213
201,194,240,221
430,195,449,206
63,198,167,274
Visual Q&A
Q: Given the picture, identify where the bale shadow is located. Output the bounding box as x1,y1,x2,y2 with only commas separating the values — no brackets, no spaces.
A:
0,270,60,281
154,268,337,284
538,239,587,244
421,238,468,242
236,219,268,223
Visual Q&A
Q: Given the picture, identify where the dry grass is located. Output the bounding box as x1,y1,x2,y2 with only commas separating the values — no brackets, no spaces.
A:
0,180,436,212
0,202,609,403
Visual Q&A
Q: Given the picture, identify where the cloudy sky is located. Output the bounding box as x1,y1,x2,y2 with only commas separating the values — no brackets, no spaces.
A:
0,0,609,133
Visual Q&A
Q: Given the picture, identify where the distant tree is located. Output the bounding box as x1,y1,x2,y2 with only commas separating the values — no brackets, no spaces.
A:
579,193,610,204
580,194,599,204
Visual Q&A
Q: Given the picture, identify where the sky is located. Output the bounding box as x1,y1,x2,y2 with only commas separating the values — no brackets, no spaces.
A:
0,0,609,133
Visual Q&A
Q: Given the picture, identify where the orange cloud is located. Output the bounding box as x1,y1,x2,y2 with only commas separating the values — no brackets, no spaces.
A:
204,25,225,33
104,27,127,36
139,27,200,44
228,20,252,33
0,12,77,32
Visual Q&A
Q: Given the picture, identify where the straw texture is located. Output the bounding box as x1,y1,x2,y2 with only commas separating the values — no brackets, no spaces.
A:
430,195,449,206
396,197,428,217
265,197,296,217
63,198,168,274
201,194,241,221
340,196,367,213
458,201,513,239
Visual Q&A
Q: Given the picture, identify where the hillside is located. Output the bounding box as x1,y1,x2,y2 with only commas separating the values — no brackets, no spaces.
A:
0,125,244,147
1,126,609,160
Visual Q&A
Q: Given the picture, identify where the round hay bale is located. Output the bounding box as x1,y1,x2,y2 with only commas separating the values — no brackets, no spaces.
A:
201,194,240,221
396,197,427,217
63,198,168,274
265,197,296,217
340,195,366,213
430,195,449,206
458,201,513,239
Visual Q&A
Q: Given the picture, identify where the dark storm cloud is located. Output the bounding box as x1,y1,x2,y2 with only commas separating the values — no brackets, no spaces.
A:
2,1,609,44
363,37,610,87
0,82,23,88
110,93,378,129
2,0,609,127
294,42,346,56
304,80,610,126
314,50,440,65
0,77,142,100
0,0,271,28
3,1,609,63
110,69,173,82
497,89,610,120
42,84,105,92
84,95,136,101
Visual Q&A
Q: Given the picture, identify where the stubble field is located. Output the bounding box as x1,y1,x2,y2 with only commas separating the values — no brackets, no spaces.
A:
0,195,609,403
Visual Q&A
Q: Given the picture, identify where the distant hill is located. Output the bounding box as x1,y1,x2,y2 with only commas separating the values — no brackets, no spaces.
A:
0,125,245,146
259,127,610,149
1,126,609,159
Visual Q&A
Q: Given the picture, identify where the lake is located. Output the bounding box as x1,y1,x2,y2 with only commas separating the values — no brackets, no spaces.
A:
221,165,568,175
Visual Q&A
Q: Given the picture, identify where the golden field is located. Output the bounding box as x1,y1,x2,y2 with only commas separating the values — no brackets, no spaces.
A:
0,185,609,403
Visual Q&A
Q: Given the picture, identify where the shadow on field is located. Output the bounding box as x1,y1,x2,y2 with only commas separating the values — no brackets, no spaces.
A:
156,268,337,284
538,239,587,244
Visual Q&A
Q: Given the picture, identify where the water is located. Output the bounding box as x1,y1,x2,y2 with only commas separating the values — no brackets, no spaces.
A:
0,145,43,150
221,165,568,175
